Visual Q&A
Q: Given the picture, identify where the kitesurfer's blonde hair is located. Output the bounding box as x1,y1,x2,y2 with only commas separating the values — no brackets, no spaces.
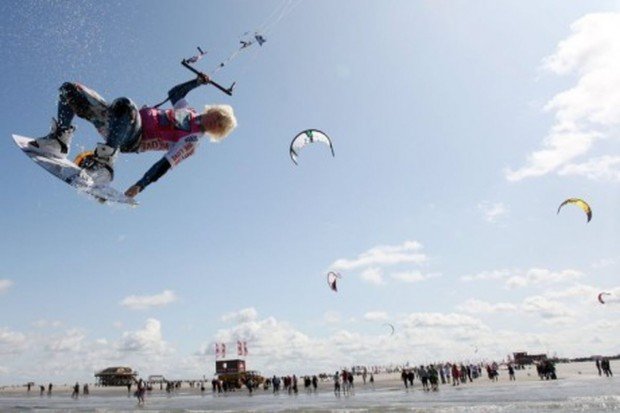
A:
204,104,237,142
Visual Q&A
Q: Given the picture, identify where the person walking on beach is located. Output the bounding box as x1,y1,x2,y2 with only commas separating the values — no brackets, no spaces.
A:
508,364,516,381
135,378,146,405
47,383,53,396
401,370,408,389
429,365,439,391
439,365,446,384
451,364,460,386
312,375,318,393
596,358,602,376
333,371,341,396
407,369,414,388
347,371,355,394
419,366,429,391
71,382,79,399
602,358,613,377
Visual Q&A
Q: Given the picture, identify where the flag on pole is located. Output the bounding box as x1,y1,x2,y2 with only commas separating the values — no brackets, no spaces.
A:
221,343,226,358
215,343,220,358
237,341,243,356
243,341,248,356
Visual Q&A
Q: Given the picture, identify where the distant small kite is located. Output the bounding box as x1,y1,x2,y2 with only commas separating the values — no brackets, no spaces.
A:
598,292,611,304
383,323,395,336
327,271,341,292
290,129,334,165
557,198,592,222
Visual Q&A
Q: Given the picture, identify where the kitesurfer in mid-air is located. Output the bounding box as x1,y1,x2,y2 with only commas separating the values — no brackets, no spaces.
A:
29,73,237,199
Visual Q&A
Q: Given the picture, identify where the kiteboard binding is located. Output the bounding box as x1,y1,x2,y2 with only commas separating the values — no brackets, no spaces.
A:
12,134,137,206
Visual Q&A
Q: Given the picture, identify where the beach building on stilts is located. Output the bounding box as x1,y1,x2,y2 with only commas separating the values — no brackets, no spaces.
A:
94,366,138,386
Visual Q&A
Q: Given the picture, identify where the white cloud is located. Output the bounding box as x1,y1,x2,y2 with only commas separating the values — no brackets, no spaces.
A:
0,279,13,293
559,155,620,181
543,283,598,299
323,311,341,324
461,268,583,288
506,12,620,181
460,269,511,282
505,268,583,289
0,328,27,354
478,202,509,223
401,313,487,329
363,311,388,322
591,258,615,269
457,299,518,314
45,329,86,352
32,319,62,329
522,296,576,320
120,290,177,310
331,241,427,271
391,270,440,283
222,307,259,323
360,267,385,285
118,318,170,355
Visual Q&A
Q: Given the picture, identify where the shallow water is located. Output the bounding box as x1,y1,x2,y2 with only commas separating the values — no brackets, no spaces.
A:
1,377,619,412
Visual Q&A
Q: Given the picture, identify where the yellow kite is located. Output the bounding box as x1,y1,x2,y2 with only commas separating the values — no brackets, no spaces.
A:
557,198,592,222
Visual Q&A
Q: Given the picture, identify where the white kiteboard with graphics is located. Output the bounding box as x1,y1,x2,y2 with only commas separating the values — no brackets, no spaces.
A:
12,134,137,206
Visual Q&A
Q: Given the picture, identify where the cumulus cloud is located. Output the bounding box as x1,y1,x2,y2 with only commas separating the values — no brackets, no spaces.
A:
391,270,440,283
460,268,583,288
460,269,511,282
222,307,259,323
32,319,63,329
323,311,341,324
591,258,615,269
118,318,170,355
478,202,509,223
401,313,487,330
457,299,518,314
331,241,427,271
522,296,576,320
0,279,13,293
505,268,583,289
363,311,388,322
45,329,86,352
120,290,177,310
506,12,620,181
543,283,599,299
0,328,27,354
360,267,385,285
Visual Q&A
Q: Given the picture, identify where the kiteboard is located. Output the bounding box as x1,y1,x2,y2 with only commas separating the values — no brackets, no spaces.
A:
12,134,137,206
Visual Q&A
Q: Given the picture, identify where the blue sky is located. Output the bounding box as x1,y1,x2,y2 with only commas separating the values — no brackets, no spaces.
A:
1,0,619,384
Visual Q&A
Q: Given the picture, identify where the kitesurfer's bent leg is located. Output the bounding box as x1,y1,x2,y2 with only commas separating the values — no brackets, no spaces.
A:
30,82,108,157
104,97,142,153
79,97,141,185
58,82,109,133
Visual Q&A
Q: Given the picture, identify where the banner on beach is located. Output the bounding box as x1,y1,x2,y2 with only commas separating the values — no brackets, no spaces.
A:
237,340,248,356
215,342,227,358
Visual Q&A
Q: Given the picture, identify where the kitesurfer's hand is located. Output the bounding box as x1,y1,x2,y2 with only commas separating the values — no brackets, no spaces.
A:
125,185,141,198
197,73,210,84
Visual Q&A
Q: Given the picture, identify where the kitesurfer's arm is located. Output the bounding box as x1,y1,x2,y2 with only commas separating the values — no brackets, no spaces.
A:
125,134,200,198
125,157,171,198
167,74,210,106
